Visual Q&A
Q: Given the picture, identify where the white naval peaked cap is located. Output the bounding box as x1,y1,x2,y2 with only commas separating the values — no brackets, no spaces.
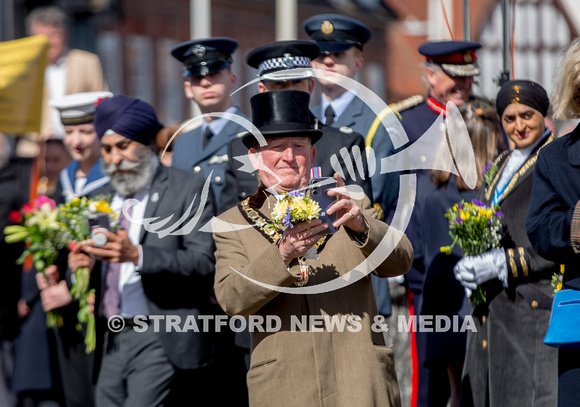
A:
49,91,114,125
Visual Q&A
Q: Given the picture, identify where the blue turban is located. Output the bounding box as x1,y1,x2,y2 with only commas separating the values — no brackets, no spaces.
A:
94,95,163,145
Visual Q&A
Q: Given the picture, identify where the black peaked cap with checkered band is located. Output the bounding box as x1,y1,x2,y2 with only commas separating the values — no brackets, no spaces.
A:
247,40,320,81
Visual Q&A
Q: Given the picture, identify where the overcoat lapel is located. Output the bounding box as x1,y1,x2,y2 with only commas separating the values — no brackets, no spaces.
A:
140,167,168,242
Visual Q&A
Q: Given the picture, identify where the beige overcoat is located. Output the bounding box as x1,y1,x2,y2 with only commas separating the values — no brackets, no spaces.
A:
39,49,109,138
214,189,413,407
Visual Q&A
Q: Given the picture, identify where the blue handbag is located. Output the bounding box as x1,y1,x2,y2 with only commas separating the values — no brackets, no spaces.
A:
544,289,580,349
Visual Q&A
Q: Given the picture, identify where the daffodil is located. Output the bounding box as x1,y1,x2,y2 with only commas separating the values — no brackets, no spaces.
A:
271,191,321,227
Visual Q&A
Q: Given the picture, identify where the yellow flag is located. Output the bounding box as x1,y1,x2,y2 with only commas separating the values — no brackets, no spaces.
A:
0,35,49,134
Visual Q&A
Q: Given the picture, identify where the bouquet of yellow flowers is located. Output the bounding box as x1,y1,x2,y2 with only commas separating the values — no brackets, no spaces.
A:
271,190,323,283
58,196,116,353
271,190,321,229
440,199,504,304
5,196,69,326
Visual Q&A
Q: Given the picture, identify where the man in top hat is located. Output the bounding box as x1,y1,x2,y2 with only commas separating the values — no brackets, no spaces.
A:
170,37,248,210
218,40,372,213
213,89,413,406
68,95,216,406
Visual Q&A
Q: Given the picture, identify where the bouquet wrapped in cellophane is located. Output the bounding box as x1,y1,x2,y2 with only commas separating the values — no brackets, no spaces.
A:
440,199,504,304
5,196,69,327
5,195,116,353
57,196,116,353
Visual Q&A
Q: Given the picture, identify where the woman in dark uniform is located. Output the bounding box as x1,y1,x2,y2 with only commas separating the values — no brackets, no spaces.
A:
455,80,559,407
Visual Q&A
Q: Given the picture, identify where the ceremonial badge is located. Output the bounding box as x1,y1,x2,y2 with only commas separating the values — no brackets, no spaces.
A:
283,53,295,68
321,20,334,35
200,63,209,76
192,45,206,57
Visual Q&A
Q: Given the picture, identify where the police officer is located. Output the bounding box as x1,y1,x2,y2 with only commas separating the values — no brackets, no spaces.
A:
170,37,249,209
219,40,372,213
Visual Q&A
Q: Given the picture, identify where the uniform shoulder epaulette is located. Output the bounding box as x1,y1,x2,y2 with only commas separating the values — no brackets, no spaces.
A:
364,95,424,150
388,95,424,114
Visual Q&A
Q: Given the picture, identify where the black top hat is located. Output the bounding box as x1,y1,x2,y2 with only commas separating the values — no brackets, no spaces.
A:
419,40,482,77
242,90,323,149
247,40,320,81
303,14,372,54
171,37,239,77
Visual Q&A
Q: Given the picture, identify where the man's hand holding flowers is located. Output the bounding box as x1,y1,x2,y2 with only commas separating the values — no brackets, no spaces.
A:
278,219,328,267
36,265,73,312
276,174,367,267
68,239,94,272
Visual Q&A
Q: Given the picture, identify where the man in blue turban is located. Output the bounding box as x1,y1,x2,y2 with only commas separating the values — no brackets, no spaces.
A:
71,95,217,406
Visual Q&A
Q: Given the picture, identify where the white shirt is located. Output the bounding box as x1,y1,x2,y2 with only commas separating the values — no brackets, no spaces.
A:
106,157,159,317
494,130,549,203
320,89,357,124
202,105,237,137
46,52,67,138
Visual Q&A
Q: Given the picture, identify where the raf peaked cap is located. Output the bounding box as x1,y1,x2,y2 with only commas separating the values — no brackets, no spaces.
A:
242,90,323,149
171,37,239,77
247,40,320,81
49,91,113,125
303,13,372,54
419,40,482,77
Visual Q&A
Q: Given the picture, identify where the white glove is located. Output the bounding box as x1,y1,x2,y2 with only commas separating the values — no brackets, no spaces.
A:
464,287,472,298
454,248,508,289
388,275,405,284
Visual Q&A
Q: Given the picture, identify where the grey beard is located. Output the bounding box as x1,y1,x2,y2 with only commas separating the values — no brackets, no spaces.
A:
103,147,155,196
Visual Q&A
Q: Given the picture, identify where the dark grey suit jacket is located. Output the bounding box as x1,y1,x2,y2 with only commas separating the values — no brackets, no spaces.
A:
95,164,216,370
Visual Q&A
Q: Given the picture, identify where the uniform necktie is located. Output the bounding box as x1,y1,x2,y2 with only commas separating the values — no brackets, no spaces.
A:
102,198,132,319
325,105,335,126
203,126,213,148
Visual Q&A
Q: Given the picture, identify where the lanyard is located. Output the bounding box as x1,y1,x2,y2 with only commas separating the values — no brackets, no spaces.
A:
492,180,509,205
